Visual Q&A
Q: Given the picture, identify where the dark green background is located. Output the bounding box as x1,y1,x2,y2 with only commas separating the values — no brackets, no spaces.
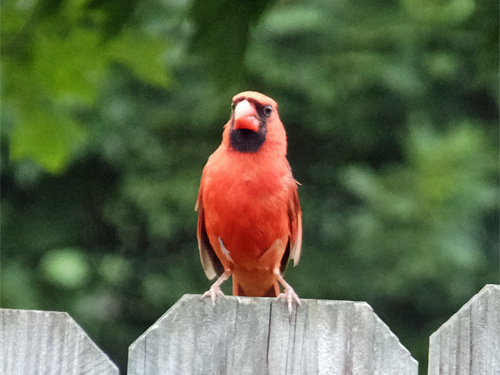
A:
2,0,498,373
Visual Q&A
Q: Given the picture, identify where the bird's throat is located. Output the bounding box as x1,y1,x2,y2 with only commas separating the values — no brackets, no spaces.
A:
229,128,266,153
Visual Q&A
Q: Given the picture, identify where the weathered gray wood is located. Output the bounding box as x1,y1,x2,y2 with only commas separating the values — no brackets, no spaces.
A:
128,295,417,375
428,284,500,375
0,308,118,375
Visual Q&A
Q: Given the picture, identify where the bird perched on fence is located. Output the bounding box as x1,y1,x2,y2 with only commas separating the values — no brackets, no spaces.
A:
195,91,302,313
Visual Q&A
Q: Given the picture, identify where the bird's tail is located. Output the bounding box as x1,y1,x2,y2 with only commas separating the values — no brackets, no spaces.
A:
233,280,280,297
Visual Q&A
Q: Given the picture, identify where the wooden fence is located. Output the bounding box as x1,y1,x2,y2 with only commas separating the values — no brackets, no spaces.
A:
1,284,498,374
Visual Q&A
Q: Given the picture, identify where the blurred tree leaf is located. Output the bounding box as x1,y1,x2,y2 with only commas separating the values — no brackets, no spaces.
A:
86,0,138,36
408,124,498,211
342,123,497,292
1,262,40,309
40,248,90,289
33,23,108,104
2,0,169,173
108,29,169,88
99,255,131,286
402,0,475,24
9,105,87,173
188,0,273,88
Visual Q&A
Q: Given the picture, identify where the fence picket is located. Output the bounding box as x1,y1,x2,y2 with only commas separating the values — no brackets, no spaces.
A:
0,309,118,375
428,284,500,375
127,295,418,375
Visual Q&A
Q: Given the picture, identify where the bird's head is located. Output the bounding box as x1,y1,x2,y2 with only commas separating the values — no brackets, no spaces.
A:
225,91,286,154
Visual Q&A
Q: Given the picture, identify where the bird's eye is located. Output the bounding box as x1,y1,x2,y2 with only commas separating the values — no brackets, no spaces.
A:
263,105,273,117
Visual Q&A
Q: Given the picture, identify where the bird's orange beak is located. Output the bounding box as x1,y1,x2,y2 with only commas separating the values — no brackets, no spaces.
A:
234,100,260,132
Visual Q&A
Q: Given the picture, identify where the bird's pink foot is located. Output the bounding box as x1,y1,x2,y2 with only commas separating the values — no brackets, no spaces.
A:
273,268,301,314
277,286,301,314
201,269,232,305
201,285,225,305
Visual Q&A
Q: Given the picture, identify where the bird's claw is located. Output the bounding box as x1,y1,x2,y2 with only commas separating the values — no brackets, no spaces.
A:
201,269,231,305
277,287,301,315
201,286,225,305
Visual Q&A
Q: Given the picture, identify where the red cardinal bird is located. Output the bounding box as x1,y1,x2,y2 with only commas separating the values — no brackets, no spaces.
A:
196,91,302,312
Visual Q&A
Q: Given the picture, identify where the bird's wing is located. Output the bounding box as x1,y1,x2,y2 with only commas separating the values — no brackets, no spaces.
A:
288,183,303,266
196,183,224,280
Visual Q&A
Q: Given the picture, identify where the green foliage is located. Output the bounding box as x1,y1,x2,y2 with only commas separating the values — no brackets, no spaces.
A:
2,0,169,172
41,248,90,289
188,0,273,88
1,0,498,373
9,107,87,173
402,0,475,24
342,123,497,294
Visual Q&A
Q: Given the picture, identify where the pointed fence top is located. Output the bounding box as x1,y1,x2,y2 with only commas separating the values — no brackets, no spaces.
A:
0,308,118,375
428,284,500,375
128,295,418,375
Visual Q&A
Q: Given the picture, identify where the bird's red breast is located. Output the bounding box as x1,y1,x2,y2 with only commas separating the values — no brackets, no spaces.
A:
196,91,302,297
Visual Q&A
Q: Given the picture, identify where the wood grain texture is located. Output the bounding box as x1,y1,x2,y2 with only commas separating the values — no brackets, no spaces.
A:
428,284,500,375
0,308,118,375
128,295,417,375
